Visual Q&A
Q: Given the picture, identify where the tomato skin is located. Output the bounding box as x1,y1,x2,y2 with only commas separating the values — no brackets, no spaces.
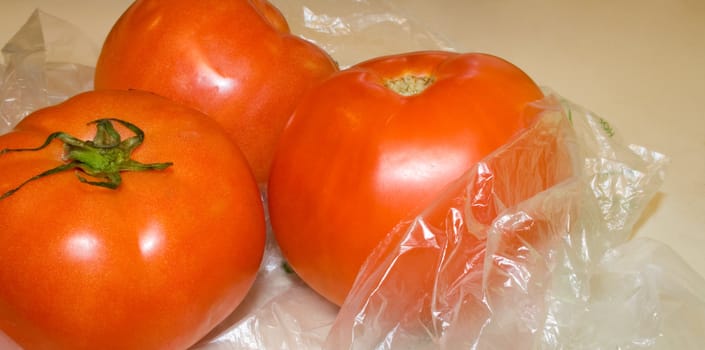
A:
0,90,266,349
94,0,339,184
267,51,545,306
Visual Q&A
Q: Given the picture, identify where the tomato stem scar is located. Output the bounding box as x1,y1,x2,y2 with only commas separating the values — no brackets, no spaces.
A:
384,75,435,96
0,118,173,200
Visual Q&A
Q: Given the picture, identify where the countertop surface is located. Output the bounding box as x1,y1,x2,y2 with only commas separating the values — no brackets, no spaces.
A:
2,0,704,312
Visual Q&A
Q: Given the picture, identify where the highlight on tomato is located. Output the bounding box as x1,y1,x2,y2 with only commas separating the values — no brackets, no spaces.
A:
0,90,266,350
94,0,339,184
267,51,545,306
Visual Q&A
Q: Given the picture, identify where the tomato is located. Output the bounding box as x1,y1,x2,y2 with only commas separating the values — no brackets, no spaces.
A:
267,51,545,306
94,0,339,185
0,90,266,349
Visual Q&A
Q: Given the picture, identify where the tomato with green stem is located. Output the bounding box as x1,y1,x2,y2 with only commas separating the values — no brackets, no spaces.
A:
0,90,266,350
267,51,545,306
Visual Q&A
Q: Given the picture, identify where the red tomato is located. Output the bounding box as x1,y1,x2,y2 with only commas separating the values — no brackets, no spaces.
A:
0,90,266,349
94,0,339,184
267,51,545,306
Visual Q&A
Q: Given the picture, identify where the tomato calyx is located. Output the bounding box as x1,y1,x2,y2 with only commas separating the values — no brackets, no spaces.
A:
384,75,435,96
0,118,173,200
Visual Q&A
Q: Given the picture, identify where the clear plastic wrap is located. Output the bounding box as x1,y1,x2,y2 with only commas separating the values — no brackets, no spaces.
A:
269,0,454,68
0,9,97,135
325,96,705,349
1,2,704,350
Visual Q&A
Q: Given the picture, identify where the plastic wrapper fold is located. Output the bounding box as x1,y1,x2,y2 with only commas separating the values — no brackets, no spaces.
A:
1,3,704,349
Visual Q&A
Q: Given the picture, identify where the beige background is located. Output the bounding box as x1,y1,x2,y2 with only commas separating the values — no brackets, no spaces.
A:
1,0,704,280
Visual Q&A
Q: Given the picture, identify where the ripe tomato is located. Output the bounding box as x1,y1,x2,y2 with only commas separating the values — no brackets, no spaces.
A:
94,0,339,185
267,51,545,306
0,90,266,349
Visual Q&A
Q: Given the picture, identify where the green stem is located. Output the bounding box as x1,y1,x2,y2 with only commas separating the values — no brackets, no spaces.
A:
0,118,173,200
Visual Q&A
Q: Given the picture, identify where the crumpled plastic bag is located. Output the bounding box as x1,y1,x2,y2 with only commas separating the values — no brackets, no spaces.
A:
269,0,454,68
1,2,704,350
0,9,97,135
325,96,705,349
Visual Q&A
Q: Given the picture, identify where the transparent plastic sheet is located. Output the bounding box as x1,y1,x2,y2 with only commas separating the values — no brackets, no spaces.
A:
270,0,455,68
0,9,97,135
1,3,705,350
325,96,705,349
